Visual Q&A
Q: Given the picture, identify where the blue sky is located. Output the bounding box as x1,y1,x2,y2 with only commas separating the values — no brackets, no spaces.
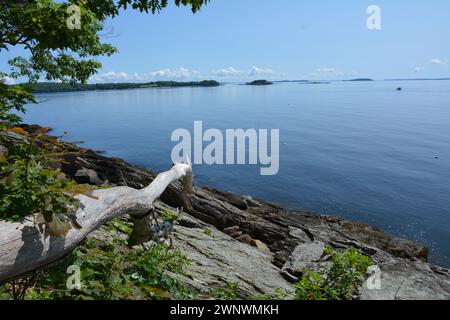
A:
2,0,450,83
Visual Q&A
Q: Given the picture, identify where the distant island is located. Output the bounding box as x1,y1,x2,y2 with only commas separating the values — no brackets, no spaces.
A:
300,81,331,85
343,78,374,82
246,80,274,86
23,80,220,93
274,80,310,83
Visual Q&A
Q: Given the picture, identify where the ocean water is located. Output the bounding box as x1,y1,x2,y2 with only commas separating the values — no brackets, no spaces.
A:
22,80,450,267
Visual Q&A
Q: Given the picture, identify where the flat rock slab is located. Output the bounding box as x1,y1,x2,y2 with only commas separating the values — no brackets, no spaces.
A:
360,259,450,300
282,241,325,279
171,213,294,299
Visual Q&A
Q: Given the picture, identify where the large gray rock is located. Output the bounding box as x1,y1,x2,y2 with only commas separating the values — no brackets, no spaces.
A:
282,241,325,280
360,259,450,300
87,206,294,300
170,211,294,299
75,167,104,185
0,145,8,157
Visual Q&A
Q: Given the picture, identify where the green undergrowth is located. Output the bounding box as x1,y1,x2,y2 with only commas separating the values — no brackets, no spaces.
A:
2,234,194,300
0,227,374,300
107,217,133,235
203,227,212,236
294,248,373,300
158,206,182,222
208,281,239,300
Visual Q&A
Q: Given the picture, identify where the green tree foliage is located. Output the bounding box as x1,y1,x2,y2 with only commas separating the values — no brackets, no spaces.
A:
0,0,209,224
0,78,34,131
1,0,210,108
0,127,78,231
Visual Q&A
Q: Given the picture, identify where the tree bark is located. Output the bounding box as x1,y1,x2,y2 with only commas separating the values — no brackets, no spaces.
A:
0,162,193,283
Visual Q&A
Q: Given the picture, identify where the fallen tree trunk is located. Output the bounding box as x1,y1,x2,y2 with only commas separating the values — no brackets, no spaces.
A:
0,162,193,283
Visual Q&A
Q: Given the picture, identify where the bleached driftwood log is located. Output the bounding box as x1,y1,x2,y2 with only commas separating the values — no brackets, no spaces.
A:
0,162,193,283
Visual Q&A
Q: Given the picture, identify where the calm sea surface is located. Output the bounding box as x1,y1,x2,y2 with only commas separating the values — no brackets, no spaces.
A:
22,80,450,266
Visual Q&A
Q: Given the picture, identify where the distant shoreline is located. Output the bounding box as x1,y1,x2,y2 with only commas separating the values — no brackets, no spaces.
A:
21,80,220,94
343,78,374,82
14,77,450,94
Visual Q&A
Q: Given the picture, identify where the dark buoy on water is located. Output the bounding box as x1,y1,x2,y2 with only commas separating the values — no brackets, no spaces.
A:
396,87,402,91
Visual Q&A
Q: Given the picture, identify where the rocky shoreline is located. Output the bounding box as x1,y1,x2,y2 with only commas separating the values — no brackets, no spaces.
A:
13,124,450,299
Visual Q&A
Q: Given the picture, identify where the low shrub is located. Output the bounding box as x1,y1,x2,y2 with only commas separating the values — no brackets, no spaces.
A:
295,248,373,300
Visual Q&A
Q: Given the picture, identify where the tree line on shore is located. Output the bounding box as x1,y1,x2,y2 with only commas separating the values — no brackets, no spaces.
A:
20,80,220,93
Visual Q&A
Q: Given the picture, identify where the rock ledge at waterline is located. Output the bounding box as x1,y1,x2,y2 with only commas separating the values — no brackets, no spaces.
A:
7,124,450,299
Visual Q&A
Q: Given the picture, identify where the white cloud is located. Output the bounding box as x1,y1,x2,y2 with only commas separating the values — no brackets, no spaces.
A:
211,66,275,78
309,67,345,78
178,67,191,78
429,59,448,66
316,67,337,74
91,66,279,82
249,66,274,76
147,67,194,79
1,76,16,85
315,68,345,76
89,67,201,83
106,71,129,81
89,71,133,82
131,72,144,81
148,69,172,78
212,67,244,77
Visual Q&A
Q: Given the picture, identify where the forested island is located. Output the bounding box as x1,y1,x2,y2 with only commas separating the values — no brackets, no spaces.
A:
22,80,220,93
343,78,374,82
246,80,274,86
